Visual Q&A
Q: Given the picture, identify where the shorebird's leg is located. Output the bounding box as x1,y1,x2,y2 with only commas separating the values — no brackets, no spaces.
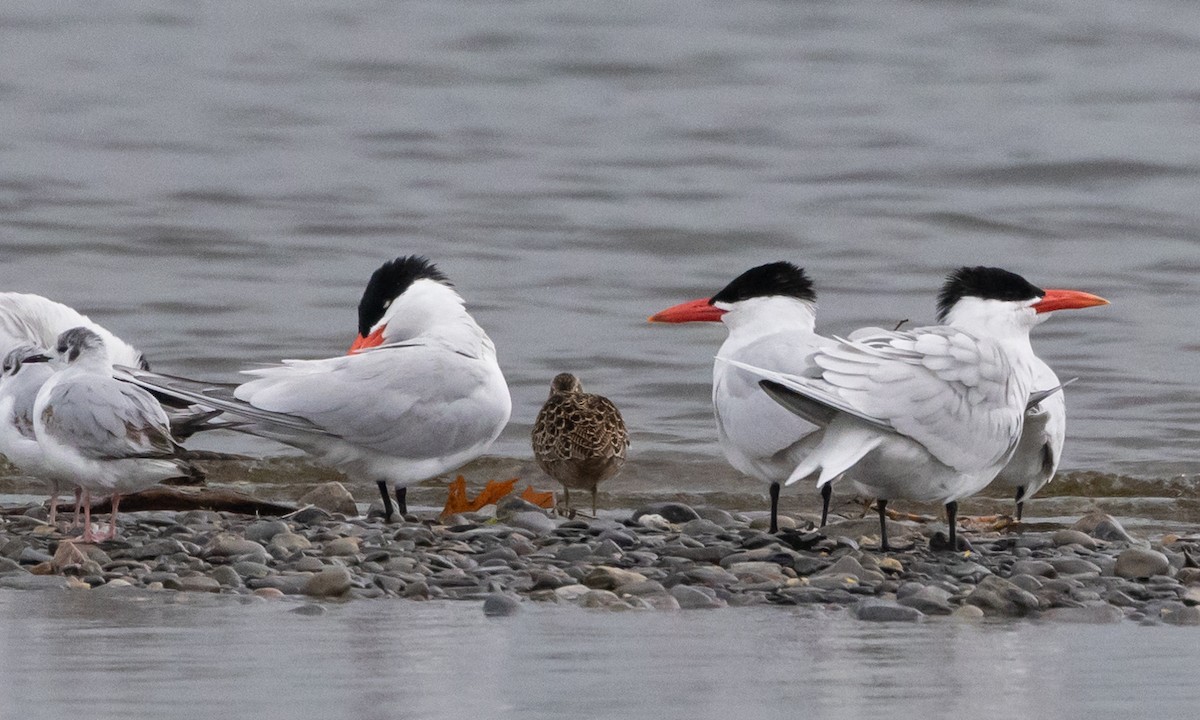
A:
107,494,121,540
563,487,572,516
768,481,780,534
376,480,394,521
820,484,832,527
394,486,407,517
47,491,59,525
72,487,82,528
877,499,890,552
1015,487,1026,522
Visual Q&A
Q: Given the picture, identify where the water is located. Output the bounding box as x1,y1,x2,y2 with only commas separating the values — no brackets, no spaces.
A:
0,589,1196,720
1,1,1198,484
1,2,1200,713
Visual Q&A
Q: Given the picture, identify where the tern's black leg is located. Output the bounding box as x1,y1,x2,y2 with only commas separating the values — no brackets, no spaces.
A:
1015,486,1025,522
946,500,958,548
377,480,394,521
877,499,890,552
395,486,408,517
769,481,780,534
820,483,832,527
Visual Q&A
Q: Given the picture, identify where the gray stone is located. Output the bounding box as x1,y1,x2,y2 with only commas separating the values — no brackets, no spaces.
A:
324,537,361,557
1041,603,1124,624
299,481,358,516
1071,511,1134,543
208,565,243,588
508,511,556,535
244,520,290,544
205,534,269,560
303,567,352,598
271,533,312,552
177,575,222,593
897,585,954,615
856,599,923,623
727,561,790,585
18,547,52,565
1052,529,1097,549
233,561,273,580
127,538,189,561
813,555,885,584
1114,548,1171,580
250,574,312,595
0,574,71,590
679,519,726,537
0,557,24,574
1162,606,1200,626
678,565,740,588
670,584,725,609
1010,560,1056,578
693,507,740,528
482,593,521,617
1009,574,1044,593
577,589,627,609
582,566,648,591
291,604,327,616
291,507,332,524
1048,557,1102,576
965,576,1041,617
631,503,701,524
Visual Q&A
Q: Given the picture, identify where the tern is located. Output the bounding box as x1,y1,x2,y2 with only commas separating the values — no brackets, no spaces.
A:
117,256,513,521
532,373,629,516
724,267,1108,550
649,262,832,533
31,328,202,541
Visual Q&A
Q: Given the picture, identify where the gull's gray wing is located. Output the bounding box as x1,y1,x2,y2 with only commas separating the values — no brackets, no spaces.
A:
40,378,178,460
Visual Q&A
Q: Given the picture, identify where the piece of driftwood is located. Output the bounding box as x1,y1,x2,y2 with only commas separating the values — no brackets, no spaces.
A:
2,486,297,517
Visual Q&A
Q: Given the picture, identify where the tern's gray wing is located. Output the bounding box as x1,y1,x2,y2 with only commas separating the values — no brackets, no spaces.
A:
724,325,1024,472
40,379,177,460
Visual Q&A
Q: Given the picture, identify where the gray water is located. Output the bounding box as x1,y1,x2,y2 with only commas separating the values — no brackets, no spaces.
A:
0,589,1196,720
2,2,1200,714
0,0,1197,485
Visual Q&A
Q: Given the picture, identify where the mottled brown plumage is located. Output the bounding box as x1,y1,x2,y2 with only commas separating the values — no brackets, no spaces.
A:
532,373,629,516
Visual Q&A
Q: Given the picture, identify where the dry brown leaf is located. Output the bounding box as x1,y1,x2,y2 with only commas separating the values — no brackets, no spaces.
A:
520,486,556,509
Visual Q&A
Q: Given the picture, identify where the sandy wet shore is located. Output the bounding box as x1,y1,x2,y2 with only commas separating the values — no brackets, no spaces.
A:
1,482,1199,626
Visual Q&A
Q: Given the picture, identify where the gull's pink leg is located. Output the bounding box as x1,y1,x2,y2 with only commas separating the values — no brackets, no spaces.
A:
72,487,82,528
48,491,59,525
106,493,121,540
79,489,96,543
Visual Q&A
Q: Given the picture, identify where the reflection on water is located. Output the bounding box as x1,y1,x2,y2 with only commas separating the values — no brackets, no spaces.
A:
0,0,1198,494
0,589,1195,720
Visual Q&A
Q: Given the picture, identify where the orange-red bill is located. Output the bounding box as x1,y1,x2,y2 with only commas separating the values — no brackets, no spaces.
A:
348,325,386,354
1032,289,1110,314
648,298,726,323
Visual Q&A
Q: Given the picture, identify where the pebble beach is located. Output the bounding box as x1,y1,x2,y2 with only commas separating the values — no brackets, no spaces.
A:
3,483,1199,627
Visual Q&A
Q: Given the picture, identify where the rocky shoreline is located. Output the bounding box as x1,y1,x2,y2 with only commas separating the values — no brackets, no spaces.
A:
1,489,1199,626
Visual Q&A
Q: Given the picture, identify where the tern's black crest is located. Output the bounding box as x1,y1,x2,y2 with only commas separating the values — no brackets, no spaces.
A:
358,256,451,336
936,266,1045,321
709,262,816,305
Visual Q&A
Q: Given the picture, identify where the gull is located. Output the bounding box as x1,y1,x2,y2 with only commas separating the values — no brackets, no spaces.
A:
32,328,202,541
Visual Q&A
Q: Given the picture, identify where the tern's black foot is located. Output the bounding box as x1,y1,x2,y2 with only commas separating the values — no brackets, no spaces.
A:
929,531,974,553
768,482,781,534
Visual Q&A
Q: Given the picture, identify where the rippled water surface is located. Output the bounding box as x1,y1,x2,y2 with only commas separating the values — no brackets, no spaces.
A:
0,590,1196,720
1,2,1198,487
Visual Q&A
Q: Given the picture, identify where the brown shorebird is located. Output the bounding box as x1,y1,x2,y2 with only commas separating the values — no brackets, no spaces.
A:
532,373,629,516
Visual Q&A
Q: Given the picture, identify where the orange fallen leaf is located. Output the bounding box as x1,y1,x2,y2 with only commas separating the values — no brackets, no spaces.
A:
440,476,521,518
520,486,556,509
